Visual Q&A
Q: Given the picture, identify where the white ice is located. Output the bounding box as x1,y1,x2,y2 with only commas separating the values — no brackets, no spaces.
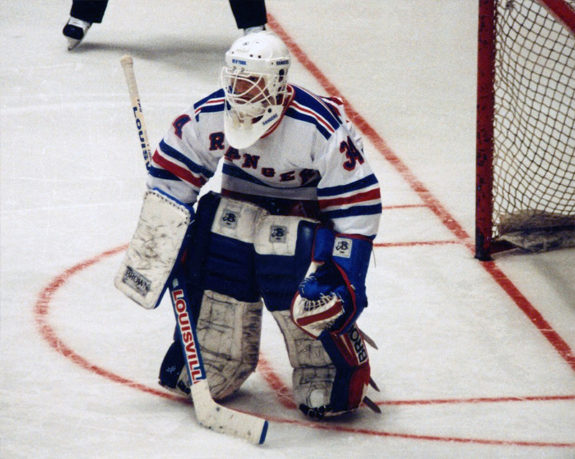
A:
1,1,574,458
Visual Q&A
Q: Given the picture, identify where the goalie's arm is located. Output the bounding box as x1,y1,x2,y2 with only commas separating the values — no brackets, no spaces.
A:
293,117,381,337
146,100,223,207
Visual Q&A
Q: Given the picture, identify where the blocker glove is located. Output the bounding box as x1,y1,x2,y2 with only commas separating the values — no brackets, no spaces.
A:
291,227,373,337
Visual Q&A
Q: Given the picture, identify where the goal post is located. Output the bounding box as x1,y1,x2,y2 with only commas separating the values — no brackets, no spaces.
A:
475,0,575,260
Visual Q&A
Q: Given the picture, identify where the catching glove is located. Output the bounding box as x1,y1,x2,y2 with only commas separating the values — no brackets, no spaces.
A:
291,227,372,337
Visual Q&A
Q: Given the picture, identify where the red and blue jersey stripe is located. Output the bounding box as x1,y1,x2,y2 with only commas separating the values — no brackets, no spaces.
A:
151,139,215,189
193,89,226,121
286,86,340,139
318,174,382,223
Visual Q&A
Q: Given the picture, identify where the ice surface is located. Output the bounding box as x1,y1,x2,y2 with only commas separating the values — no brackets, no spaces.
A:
1,1,574,457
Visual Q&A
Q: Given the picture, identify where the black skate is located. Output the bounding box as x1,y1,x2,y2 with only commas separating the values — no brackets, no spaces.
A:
62,17,92,50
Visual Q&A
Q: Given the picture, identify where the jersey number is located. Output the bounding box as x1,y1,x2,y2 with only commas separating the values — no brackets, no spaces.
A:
340,136,364,171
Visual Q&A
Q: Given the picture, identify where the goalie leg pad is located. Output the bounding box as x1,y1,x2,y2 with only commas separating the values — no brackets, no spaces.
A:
271,311,334,411
159,194,266,399
272,310,370,419
197,290,263,400
160,290,263,400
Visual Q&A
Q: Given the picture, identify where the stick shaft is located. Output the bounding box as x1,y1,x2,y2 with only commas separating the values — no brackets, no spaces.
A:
120,55,152,169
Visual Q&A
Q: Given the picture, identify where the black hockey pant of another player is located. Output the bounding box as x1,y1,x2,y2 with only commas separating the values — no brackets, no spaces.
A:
68,1,266,28
69,1,108,23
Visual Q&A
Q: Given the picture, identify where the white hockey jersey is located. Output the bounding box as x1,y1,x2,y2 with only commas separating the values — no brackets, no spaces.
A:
147,84,381,238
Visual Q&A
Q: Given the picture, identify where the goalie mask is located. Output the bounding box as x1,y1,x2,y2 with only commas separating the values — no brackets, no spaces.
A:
220,31,291,149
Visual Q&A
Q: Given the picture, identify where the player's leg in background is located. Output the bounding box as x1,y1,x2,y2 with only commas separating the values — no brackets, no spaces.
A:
229,0,267,34
63,0,110,50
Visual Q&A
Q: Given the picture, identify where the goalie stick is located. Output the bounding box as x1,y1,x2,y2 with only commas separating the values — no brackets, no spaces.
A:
120,55,152,169
120,54,269,445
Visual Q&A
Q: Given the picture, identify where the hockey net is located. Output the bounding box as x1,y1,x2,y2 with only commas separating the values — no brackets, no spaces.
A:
475,0,575,259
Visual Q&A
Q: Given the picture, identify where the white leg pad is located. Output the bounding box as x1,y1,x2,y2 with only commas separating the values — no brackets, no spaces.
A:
272,310,336,410
196,290,263,400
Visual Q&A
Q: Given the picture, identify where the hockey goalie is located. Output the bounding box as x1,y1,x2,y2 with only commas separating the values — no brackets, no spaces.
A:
116,31,382,420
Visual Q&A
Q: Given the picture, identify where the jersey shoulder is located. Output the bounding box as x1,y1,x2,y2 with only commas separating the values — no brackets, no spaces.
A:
285,85,343,139
192,88,226,121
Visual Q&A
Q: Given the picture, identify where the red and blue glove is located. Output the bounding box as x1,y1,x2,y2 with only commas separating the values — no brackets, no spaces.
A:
291,227,372,337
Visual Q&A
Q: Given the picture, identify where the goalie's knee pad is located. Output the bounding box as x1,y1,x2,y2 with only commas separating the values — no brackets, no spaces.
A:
272,310,370,419
160,290,263,400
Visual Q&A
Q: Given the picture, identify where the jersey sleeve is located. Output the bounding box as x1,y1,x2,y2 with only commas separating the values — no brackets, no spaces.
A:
314,101,382,238
146,106,221,205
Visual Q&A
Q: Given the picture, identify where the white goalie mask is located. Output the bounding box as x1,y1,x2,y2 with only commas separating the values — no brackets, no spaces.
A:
220,31,291,149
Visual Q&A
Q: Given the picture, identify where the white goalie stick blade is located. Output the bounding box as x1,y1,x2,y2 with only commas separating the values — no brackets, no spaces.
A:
115,189,192,309
191,380,269,445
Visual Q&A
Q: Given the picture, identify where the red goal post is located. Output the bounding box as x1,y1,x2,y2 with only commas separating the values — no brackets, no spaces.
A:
475,0,575,260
